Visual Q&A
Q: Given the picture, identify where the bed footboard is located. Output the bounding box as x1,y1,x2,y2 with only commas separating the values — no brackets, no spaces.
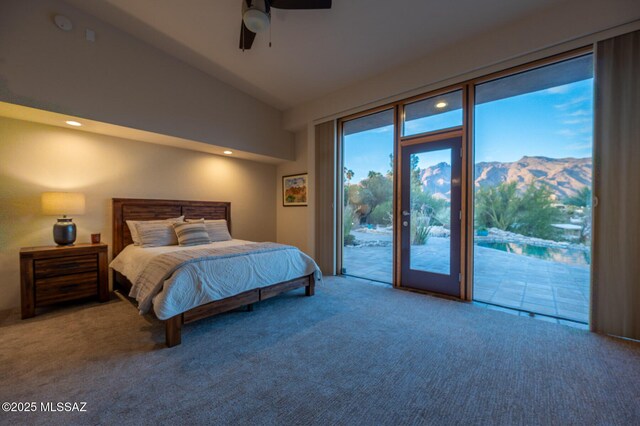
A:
164,274,315,347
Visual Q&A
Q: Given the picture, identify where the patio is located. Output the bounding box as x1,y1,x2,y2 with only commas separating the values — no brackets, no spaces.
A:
343,230,590,323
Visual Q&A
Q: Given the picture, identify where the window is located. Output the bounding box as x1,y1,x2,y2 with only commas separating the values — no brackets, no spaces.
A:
403,90,463,136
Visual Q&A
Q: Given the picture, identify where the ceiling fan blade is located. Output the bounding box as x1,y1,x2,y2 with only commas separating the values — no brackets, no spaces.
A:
269,0,331,9
239,22,256,50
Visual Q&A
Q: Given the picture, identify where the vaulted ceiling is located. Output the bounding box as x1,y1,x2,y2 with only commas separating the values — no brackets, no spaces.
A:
65,0,562,110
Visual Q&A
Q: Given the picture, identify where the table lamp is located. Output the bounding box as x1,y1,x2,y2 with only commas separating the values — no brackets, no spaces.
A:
41,192,86,246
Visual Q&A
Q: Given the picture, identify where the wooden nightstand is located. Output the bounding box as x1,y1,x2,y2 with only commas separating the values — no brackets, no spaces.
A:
20,243,109,319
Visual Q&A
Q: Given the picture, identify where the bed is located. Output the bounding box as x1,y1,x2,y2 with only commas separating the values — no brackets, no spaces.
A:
110,198,320,347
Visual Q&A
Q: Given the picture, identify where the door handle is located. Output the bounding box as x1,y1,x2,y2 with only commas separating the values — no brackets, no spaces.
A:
402,210,410,216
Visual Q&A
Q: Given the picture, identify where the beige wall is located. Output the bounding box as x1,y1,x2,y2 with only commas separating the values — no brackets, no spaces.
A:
0,117,277,311
276,130,313,255
284,0,640,130
0,0,293,161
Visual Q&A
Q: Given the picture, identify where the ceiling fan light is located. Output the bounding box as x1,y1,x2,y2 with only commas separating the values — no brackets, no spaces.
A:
243,9,270,33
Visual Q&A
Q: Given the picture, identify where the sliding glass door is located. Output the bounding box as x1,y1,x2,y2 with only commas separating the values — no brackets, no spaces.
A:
472,54,594,322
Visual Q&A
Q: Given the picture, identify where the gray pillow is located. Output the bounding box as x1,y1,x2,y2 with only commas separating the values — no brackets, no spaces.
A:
136,221,179,247
174,220,211,247
127,216,184,245
188,219,232,242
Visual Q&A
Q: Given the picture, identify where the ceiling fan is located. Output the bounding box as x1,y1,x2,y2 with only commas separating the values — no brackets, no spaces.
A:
240,0,332,50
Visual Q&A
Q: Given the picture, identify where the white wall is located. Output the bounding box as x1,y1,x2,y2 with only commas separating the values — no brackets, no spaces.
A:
0,117,277,311
0,0,294,160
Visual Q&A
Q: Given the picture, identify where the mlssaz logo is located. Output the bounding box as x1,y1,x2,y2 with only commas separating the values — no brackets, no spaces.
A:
41,402,87,412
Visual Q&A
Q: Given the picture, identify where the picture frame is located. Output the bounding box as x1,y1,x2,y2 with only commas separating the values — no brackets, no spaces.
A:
282,173,308,207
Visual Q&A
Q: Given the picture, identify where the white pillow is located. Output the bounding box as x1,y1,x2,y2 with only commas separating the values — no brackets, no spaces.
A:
126,216,184,245
187,219,232,242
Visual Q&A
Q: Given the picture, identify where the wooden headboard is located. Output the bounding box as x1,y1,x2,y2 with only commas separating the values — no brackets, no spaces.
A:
112,198,231,257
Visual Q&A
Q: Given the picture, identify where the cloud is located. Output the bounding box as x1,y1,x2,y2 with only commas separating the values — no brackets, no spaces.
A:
562,118,590,125
566,142,592,151
557,124,593,137
567,109,591,117
369,125,394,134
557,129,578,137
554,96,590,110
547,84,571,94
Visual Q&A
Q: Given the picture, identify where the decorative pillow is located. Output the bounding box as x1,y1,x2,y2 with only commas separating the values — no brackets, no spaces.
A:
127,216,184,245
174,220,211,247
136,221,179,248
188,219,232,242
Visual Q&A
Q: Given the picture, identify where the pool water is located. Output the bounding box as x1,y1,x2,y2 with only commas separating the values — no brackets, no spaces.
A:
477,242,590,266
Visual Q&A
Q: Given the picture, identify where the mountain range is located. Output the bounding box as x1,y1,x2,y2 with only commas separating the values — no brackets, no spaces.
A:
419,156,592,201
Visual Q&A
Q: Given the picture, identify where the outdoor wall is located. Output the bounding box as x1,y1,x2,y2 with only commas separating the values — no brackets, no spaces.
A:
0,0,294,160
0,117,277,311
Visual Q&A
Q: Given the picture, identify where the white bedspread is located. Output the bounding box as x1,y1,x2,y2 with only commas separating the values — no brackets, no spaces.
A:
109,239,321,319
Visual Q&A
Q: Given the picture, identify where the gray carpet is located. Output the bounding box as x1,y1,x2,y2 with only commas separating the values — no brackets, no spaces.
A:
1,276,639,425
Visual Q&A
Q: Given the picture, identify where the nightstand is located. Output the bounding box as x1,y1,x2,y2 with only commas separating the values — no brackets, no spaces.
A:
20,243,109,319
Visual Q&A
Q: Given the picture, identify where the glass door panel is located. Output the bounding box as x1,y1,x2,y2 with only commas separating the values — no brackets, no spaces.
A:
409,150,452,275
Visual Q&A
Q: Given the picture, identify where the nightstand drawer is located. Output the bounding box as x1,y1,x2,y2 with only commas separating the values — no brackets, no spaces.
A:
34,255,97,279
35,272,98,306
21,243,109,318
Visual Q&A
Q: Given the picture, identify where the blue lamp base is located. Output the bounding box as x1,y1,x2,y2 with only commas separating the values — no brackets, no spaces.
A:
53,218,77,246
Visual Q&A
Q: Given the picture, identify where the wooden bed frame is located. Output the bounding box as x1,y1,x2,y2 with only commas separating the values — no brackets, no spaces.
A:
112,198,315,347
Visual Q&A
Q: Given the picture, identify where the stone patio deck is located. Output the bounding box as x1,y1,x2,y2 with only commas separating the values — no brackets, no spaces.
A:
343,231,590,323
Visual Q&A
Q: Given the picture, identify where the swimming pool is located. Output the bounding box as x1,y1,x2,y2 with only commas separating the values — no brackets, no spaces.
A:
476,242,590,266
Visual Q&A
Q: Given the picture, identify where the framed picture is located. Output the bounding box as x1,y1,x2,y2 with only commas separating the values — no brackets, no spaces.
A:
282,173,308,207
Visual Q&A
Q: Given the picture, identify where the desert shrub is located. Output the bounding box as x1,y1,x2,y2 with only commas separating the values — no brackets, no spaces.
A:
411,208,433,245
343,205,357,245
475,181,562,240
565,187,591,207
514,184,562,240
358,172,393,219
475,181,520,231
369,200,393,225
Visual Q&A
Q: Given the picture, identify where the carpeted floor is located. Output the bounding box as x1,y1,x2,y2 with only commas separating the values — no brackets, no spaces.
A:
1,276,639,425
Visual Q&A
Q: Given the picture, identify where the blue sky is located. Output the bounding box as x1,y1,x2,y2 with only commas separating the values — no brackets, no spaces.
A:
343,78,594,183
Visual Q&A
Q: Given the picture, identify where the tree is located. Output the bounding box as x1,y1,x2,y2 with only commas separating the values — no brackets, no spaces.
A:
565,187,591,207
475,181,562,240
344,167,354,183
514,183,562,239
369,200,392,225
358,171,393,220
475,181,520,231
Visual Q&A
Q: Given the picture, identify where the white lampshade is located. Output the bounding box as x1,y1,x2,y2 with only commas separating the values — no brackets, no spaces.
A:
41,192,86,216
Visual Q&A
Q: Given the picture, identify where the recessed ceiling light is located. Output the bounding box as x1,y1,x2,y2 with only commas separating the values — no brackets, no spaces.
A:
223,150,233,155
65,120,82,127
435,101,447,109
